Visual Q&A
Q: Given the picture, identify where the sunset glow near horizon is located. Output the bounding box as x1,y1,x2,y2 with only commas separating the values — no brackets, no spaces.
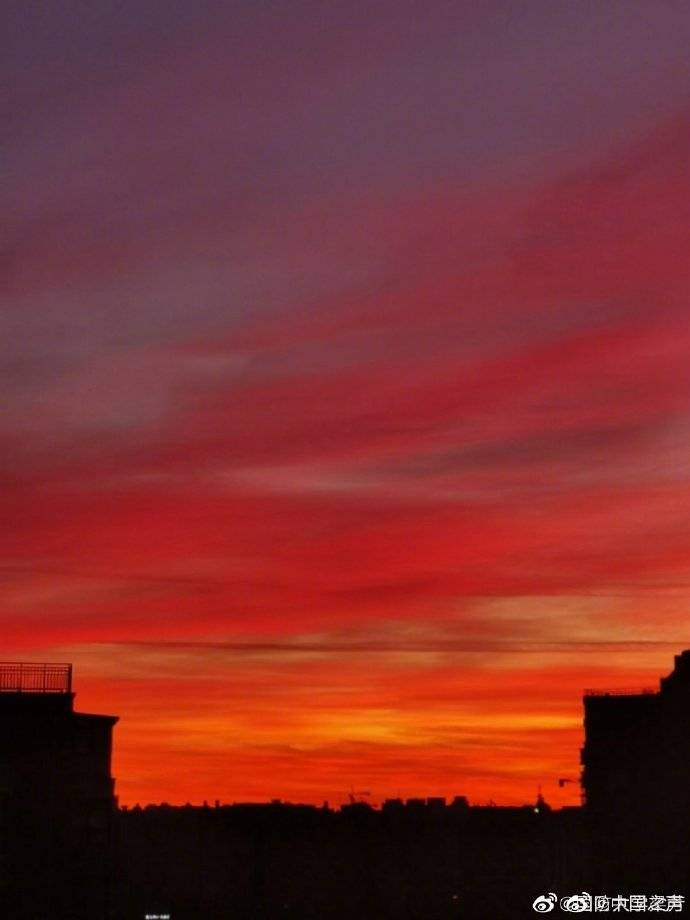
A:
5,2,690,808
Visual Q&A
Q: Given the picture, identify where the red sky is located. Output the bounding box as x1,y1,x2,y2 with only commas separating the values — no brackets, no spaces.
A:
4,2,690,808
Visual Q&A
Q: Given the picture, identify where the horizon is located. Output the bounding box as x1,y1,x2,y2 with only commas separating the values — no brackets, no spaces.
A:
4,647,683,810
5,2,690,811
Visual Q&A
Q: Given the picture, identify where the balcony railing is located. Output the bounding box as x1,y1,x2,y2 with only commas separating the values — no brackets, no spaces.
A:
583,686,656,697
0,662,72,693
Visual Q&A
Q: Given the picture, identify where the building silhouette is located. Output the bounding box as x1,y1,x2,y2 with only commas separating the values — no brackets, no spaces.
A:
0,662,118,919
4,653,690,917
582,650,690,822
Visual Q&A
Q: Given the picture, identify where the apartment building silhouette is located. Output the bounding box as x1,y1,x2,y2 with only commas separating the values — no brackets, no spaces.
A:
0,662,118,919
582,650,690,822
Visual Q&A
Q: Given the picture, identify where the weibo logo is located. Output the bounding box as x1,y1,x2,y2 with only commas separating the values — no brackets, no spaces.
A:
532,893,557,913
561,892,592,912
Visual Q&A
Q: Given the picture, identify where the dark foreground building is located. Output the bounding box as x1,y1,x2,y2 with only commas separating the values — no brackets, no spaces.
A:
582,650,690,890
6,653,690,918
0,662,118,919
114,798,586,920
582,650,690,821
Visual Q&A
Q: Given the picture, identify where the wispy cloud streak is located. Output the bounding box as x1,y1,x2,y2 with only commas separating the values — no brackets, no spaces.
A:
4,2,690,805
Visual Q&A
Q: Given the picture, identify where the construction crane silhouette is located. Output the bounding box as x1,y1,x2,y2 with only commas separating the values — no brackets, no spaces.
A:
557,777,585,805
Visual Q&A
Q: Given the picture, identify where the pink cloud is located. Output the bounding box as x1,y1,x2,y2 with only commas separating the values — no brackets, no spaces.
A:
5,56,690,801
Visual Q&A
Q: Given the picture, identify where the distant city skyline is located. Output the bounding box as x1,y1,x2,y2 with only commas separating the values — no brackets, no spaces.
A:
4,1,690,808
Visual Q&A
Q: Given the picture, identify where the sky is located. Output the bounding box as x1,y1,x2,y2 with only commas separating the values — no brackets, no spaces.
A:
4,1,690,807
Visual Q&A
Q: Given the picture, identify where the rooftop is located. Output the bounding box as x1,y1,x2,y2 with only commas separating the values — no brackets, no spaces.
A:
0,662,72,694
583,687,657,697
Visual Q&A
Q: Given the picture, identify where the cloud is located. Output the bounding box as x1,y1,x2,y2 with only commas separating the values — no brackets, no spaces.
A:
39,629,674,806
5,4,690,804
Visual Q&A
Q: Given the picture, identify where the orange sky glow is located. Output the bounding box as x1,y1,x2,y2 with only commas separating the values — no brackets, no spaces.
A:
4,2,690,809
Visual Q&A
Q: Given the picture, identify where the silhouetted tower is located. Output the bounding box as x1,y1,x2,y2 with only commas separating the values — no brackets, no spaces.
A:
0,662,118,919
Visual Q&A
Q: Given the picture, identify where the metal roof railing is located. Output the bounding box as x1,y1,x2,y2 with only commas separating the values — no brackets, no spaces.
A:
0,662,72,694
583,686,656,697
